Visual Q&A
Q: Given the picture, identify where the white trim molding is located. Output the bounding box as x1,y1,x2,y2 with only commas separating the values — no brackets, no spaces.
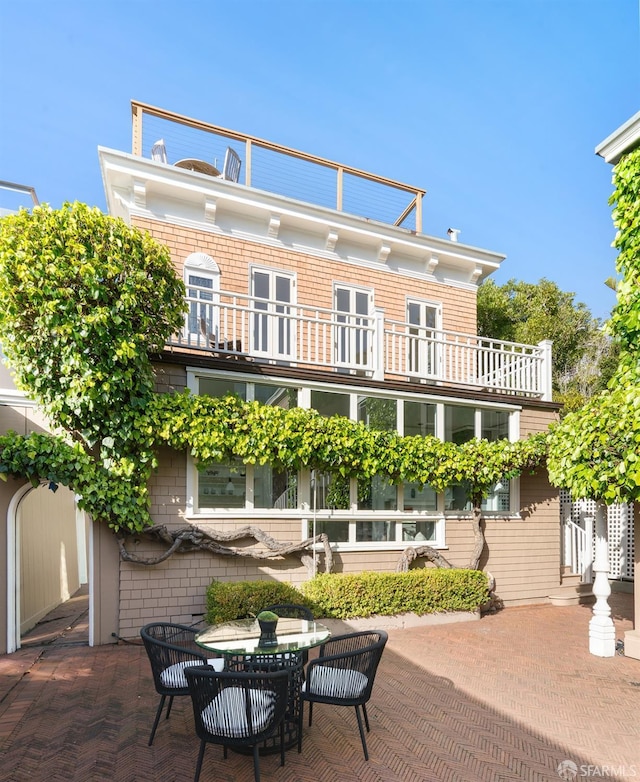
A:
595,111,640,164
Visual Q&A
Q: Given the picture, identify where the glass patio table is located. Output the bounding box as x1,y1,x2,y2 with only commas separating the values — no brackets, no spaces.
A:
195,617,331,752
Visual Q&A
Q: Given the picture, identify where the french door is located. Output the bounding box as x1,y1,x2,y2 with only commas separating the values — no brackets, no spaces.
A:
251,268,296,361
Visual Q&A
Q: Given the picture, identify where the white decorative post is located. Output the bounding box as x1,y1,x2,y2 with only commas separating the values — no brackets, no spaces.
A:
537,339,553,402
588,502,615,657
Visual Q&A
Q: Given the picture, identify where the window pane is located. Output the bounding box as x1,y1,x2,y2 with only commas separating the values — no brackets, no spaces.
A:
311,390,350,418
199,463,246,509
482,409,509,441
308,519,349,543
253,271,270,299
312,472,350,510
356,520,393,542
483,480,511,512
357,397,396,431
403,482,437,511
402,520,436,542
254,465,298,509
445,483,472,511
403,401,436,437
335,287,350,312
200,377,247,400
358,476,397,510
254,384,297,408
445,405,475,444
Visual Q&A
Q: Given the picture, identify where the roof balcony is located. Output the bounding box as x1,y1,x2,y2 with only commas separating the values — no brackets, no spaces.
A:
131,100,425,233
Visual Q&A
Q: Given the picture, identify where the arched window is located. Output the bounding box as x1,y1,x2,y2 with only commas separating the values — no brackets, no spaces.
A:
183,252,220,338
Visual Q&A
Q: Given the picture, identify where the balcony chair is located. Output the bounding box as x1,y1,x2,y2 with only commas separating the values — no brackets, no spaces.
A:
140,622,224,746
222,146,242,182
297,629,388,761
185,665,290,782
198,316,242,356
151,138,168,164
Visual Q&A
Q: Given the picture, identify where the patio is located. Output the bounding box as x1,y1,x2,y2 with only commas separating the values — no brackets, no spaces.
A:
1,592,638,781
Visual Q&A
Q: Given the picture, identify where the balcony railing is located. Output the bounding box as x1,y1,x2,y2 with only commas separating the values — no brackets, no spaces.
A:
131,100,426,232
166,287,552,399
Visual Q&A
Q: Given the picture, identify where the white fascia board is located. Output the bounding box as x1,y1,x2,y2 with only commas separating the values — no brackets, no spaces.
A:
595,112,640,164
98,147,505,282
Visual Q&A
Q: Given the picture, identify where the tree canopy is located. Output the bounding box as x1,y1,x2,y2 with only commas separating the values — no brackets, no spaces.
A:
477,277,617,410
0,202,186,457
547,146,640,503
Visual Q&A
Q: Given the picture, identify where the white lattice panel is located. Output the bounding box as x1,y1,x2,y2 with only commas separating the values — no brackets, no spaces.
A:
560,490,635,580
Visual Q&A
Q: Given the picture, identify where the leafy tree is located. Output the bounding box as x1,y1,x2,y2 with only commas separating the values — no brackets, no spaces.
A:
0,202,186,458
477,278,617,410
0,202,186,531
548,147,640,504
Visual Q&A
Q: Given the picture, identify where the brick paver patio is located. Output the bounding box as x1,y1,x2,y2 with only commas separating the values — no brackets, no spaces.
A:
1,591,638,781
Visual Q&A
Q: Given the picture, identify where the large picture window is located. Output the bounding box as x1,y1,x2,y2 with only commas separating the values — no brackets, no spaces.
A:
188,371,518,547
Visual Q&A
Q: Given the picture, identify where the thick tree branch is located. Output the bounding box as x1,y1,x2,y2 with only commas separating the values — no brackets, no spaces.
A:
117,524,333,578
395,545,455,572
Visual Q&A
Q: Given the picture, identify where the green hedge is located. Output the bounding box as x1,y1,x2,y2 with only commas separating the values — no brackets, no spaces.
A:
205,580,313,624
205,569,488,623
301,569,489,619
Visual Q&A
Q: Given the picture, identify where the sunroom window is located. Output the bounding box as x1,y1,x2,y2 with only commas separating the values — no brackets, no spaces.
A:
189,371,517,536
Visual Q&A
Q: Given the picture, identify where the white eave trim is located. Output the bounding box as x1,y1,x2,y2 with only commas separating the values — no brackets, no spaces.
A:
595,111,640,164
98,147,505,286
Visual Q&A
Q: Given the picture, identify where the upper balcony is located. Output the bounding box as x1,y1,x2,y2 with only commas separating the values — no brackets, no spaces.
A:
99,103,552,401
165,285,552,400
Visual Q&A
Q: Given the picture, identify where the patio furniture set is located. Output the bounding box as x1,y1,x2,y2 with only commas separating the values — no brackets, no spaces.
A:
140,603,388,782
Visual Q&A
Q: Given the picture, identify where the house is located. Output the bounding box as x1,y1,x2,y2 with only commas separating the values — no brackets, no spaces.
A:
0,103,562,652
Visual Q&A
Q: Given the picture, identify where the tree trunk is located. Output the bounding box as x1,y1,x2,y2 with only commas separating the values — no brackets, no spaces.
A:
467,499,485,571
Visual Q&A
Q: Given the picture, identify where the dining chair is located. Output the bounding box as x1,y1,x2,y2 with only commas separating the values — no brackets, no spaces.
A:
222,146,242,182
140,622,224,746
297,629,388,760
151,138,168,164
185,665,290,782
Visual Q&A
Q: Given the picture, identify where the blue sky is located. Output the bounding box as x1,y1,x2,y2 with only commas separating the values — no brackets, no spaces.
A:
1,0,638,323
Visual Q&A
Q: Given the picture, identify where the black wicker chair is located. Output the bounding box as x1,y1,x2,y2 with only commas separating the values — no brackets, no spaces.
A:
185,665,290,782
140,622,224,746
297,629,388,760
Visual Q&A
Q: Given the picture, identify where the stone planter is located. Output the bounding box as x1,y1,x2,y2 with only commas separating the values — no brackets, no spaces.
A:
258,618,278,647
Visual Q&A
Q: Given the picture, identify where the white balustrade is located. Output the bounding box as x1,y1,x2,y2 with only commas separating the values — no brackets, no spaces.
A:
169,288,551,398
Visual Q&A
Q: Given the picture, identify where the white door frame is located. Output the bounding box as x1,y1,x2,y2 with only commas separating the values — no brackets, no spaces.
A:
5,483,93,653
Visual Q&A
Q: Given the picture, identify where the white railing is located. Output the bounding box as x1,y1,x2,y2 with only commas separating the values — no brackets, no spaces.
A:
166,288,551,397
384,321,548,396
274,484,299,510
173,287,376,373
563,516,594,584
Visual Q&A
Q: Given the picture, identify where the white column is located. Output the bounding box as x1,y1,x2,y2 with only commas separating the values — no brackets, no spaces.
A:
537,339,553,402
589,502,616,657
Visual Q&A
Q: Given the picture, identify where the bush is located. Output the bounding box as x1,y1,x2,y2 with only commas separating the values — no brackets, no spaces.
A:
205,580,313,624
301,569,489,619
